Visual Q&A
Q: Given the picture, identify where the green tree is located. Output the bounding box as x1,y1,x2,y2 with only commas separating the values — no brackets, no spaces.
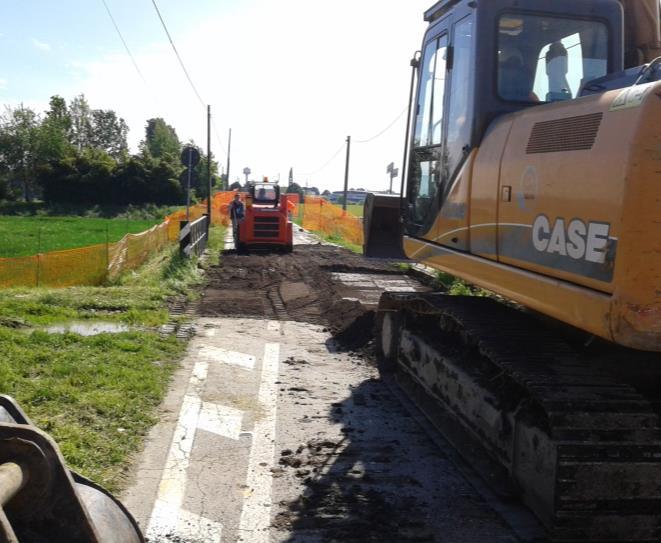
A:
142,118,180,163
39,96,75,164
45,95,72,137
0,105,41,200
193,148,220,199
69,94,94,152
91,109,128,160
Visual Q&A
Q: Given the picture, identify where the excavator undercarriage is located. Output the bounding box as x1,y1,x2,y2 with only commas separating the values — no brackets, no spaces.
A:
376,293,661,541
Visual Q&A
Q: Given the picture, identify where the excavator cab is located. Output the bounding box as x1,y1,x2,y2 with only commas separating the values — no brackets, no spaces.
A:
364,0,628,259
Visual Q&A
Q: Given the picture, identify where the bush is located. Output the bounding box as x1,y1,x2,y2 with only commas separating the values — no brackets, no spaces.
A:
39,152,185,207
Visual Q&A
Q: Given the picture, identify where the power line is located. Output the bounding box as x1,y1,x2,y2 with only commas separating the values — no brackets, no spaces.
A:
100,0,155,100
211,118,227,157
300,141,347,177
354,106,408,144
150,0,206,108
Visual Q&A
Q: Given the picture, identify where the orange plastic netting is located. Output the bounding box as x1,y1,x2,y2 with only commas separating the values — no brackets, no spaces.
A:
301,196,363,246
0,192,237,289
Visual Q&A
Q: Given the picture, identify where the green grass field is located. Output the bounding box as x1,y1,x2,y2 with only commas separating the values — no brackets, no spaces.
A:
0,216,160,258
344,203,364,217
0,226,225,491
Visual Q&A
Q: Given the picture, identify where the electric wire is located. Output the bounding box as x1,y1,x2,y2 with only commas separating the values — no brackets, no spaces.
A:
100,0,157,102
210,118,227,157
354,105,408,144
150,0,206,108
300,141,347,177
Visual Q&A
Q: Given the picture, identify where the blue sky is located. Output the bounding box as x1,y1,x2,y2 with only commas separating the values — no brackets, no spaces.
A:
1,0,430,192
1,0,224,102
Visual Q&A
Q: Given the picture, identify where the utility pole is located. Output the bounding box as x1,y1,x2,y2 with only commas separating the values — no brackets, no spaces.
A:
342,135,351,212
386,162,399,194
226,128,232,191
207,105,212,221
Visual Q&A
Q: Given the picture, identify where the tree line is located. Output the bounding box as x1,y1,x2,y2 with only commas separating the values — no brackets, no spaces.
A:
0,94,219,206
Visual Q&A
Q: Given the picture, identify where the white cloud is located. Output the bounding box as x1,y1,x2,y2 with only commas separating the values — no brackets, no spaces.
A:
32,38,51,52
0,79,7,91
58,0,430,192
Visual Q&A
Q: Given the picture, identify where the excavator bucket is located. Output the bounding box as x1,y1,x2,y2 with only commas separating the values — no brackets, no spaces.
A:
363,193,407,260
0,395,143,542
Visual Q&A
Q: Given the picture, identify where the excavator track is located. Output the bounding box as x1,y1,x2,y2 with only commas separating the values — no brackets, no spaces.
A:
376,292,661,542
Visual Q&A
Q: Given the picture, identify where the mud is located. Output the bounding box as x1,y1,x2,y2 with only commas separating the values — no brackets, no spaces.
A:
199,244,423,349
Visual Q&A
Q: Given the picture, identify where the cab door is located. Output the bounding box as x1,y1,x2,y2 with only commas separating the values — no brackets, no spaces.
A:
406,28,449,241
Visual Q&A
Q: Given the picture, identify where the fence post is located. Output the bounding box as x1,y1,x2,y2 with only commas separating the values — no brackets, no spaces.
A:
179,220,190,257
105,222,110,282
36,226,42,288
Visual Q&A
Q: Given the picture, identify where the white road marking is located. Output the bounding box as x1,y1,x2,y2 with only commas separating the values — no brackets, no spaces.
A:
238,343,280,542
146,393,202,540
267,321,281,332
177,509,223,543
198,402,244,440
192,360,209,385
198,345,256,370
146,346,257,541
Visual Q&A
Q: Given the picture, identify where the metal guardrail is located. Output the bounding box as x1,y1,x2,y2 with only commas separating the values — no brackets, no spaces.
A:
179,215,209,258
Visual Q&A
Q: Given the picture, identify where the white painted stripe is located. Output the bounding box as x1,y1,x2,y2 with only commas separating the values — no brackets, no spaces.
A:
198,402,244,440
177,508,223,543
238,343,280,542
267,321,281,332
192,359,208,387
198,346,256,370
146,393,202,540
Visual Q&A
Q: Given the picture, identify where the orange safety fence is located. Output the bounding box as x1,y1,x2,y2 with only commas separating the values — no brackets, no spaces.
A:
301,196,364,246
0,191,238,289
164,191,235,241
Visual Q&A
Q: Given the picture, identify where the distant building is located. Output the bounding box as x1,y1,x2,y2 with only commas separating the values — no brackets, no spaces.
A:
328,190,368,204
326,189,391,205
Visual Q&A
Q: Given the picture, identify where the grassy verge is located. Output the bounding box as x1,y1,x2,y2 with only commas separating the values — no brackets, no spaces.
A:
318,232,362,253
0,225,224,492
0,216,160,257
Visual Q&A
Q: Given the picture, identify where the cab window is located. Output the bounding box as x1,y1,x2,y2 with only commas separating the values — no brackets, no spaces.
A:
410,35,448,225
498,14,608,103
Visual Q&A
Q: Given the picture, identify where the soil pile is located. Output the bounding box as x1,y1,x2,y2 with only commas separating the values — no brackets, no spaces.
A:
199,243,419,348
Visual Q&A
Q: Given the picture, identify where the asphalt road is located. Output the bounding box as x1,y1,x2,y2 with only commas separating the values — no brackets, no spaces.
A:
122,229,531,542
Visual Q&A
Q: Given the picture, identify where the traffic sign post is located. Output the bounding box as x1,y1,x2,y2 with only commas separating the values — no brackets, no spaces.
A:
387,162,399,194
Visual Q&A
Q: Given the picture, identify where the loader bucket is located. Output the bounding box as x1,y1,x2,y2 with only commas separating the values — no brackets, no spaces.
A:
363,194,407,259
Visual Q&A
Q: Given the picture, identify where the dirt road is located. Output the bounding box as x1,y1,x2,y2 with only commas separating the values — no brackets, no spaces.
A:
123,230,534,542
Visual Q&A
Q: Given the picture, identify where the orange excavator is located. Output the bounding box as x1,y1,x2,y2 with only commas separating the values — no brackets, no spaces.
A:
365,0,661,540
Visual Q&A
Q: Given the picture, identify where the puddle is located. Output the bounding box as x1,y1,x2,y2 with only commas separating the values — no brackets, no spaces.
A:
44,321,132,336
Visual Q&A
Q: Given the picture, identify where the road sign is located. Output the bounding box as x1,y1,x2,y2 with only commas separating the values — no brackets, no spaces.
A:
387,162,399,177
179,169,200,190
387,162,399,194
181,146,201,168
